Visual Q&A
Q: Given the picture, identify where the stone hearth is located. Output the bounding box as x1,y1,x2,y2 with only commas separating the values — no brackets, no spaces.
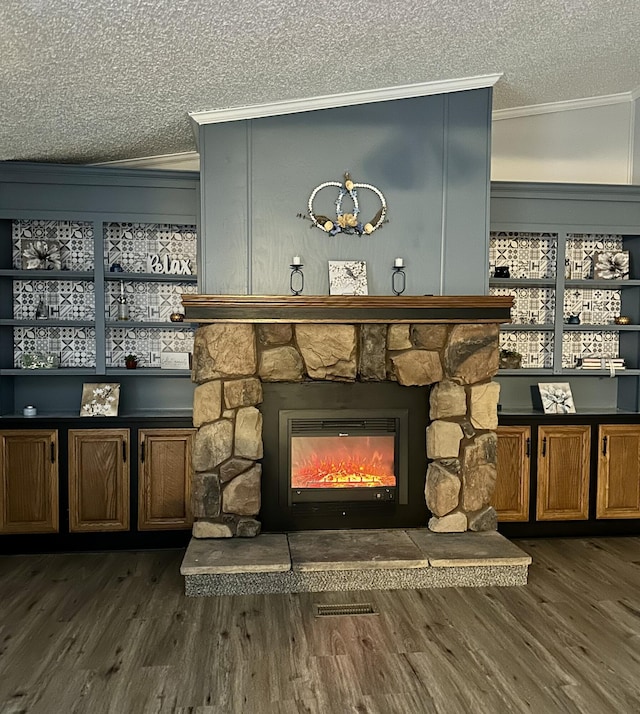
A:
183,295,513,538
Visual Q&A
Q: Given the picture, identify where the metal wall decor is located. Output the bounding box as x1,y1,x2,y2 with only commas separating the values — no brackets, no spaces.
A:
299,173,387,236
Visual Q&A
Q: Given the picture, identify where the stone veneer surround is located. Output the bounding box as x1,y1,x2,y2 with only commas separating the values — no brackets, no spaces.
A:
185,295,512,539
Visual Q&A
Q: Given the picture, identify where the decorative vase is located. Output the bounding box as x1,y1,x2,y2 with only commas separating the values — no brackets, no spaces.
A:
568,315,581,324
169,312,184,322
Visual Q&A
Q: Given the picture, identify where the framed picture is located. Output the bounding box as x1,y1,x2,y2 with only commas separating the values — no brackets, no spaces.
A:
80,383,121,417
537,382,576,414
592,251,629,280
160,352,191,370
328,260,368,296
21,239,62,270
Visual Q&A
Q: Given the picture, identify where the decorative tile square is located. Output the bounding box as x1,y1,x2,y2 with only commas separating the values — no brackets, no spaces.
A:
499,331,554,369
104,223,197,275
12,220,94,271
490,232,557,279
561,331,620,369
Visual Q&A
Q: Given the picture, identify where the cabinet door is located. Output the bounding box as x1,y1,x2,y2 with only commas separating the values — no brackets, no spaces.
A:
138,428,195,530
537,425,590,520
495,426,530,521
0,430,58,534
597,425,640,519
68,429,129,532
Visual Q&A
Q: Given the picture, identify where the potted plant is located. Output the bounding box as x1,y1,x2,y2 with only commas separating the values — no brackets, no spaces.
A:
499,348,522,369
124,353,138,369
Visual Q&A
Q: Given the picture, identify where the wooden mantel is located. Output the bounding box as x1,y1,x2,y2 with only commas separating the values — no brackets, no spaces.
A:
181,295,513,324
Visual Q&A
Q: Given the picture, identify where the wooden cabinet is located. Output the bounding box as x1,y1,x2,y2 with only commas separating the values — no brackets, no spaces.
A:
68,428,129,532
0,430,58,534
597,425,640,519
495,426,530,521
138,428,195,530
536,425,590,520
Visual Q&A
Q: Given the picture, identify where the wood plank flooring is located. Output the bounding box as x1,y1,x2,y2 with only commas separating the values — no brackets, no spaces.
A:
0,537,639,713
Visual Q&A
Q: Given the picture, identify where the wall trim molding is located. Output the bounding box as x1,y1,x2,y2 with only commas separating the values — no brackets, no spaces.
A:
492,92,633,121
91,151,200,171
188,74,502,127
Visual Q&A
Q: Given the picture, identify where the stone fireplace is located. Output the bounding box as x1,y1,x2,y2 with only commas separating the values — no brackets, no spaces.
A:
183,295,513,538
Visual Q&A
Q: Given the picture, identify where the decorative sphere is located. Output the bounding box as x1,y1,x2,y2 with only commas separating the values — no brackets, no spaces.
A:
323,220,334,231
614,315,631,325
364,223,374,234
170,312,184,322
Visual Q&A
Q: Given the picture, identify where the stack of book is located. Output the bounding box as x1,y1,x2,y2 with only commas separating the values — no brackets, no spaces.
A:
578,357,625,370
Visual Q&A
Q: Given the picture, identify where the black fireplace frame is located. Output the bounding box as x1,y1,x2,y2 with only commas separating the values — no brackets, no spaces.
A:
259,381,430,532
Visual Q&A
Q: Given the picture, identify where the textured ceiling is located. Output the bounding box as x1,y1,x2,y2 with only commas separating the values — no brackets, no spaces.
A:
1,0,639,164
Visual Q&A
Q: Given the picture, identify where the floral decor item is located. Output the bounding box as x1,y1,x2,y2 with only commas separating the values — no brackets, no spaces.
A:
21,239,62,270
537,383,576,414
592,251,629,280
299,173,387,236
80,383,120,417
124,353,138,369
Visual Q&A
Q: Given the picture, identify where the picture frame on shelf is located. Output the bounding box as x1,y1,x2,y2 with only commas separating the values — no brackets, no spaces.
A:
80,383,120,417
592,251,629,280
160,352,191,370
537,383,576,414
328,260,368,296
21,239,62,270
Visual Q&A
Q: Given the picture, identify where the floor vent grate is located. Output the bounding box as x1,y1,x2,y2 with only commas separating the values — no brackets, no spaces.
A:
314,603,378,617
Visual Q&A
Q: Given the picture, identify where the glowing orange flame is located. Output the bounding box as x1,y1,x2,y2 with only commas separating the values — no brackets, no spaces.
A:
291,436,395,489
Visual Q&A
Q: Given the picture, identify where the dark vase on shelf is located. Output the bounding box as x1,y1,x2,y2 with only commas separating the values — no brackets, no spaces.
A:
494,266,510,278
125,357,138,370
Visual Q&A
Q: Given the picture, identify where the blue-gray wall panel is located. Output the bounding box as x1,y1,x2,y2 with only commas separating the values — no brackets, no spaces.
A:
442,89,492,294
199,122,250,294
199,90,492,296
0,164,199,222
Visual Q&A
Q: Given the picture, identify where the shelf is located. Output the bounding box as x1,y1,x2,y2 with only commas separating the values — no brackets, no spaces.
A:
489,278,556,287
0,319,95,328
498,368,640,377
562,323,640,331
0,368,96,376
104,271,197,283
0,269,93,280
565,279,640,288
105,368,192,376
105,320,194,329
497,368,554,376
502,324,554,331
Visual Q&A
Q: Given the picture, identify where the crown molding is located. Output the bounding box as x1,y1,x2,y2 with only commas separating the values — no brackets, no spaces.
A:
188,74,503,127
91,151,200,171
492,92,633,121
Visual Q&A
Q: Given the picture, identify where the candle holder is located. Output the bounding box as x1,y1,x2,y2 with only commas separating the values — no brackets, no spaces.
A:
290,263,304,295
392,265,406,295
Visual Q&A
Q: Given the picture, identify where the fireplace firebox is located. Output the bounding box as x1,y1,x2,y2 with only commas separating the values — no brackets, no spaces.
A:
283,410,408,505
260,382,429,532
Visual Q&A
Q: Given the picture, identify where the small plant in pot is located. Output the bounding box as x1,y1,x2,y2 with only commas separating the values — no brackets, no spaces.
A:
124,353,138,369
499,348,522,369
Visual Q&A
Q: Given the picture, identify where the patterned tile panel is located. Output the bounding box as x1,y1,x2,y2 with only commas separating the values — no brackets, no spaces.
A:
106,326,194,368
12,220,94,270
565,234,623,278
105,281,197,322
13,326,96,368
104,223,197,274
499,331,554,369
561,331,620,369
13,280,95,320
490,232,557,279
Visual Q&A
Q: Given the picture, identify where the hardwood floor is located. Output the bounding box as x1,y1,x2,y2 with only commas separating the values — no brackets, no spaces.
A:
0,537,639,713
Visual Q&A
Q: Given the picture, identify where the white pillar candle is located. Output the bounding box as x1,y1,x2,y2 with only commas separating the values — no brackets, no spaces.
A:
292,256,302,266
394,257,404,268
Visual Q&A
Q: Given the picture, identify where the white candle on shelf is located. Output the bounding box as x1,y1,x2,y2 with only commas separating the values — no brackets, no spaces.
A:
292,256,302,266
394,257,404,268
